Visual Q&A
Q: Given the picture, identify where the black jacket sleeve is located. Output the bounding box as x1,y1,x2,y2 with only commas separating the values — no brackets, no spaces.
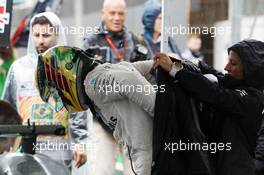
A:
175,69,262,118
199,61,225,79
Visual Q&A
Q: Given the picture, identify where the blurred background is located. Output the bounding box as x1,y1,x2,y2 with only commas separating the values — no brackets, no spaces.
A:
9,0,264,71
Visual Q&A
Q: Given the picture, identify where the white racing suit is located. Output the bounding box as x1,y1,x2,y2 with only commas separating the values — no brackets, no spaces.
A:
84,60,156,175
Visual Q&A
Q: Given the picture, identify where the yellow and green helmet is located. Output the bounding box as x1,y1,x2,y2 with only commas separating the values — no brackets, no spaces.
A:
36,45,101,113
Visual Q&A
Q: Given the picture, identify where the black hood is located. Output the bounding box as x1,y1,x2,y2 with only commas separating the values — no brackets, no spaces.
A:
228,39,264,90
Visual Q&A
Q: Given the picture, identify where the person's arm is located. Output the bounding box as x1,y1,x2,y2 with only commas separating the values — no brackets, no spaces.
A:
130,60,156,83
198,61,224,78
175,69,258,116
85,67,156,117
180,53,224,79
1,64,17,109
69,111,88,143
69,111,88,168
153,53,260,117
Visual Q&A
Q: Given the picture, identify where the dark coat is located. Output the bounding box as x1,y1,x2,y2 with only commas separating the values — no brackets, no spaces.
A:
174,62,264,175
151,68,212,175
152,39,264,175
83,24,150,63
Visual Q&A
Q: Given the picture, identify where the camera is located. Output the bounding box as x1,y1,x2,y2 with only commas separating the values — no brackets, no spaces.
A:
85,46,110,62
85,44,148,63
130,44,148,62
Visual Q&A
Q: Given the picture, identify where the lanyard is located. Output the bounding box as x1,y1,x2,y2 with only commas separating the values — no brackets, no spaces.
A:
104,35,126,62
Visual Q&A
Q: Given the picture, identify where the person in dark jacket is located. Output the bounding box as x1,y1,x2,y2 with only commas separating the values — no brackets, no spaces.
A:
153,39,264,175
142,0,181,57
83,0,149,64
142,0,162,56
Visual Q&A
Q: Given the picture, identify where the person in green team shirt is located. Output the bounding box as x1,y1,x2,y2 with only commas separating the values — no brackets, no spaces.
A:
0,47,14,97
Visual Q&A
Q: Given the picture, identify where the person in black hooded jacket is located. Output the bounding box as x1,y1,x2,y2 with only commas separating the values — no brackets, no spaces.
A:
153,39,264,175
